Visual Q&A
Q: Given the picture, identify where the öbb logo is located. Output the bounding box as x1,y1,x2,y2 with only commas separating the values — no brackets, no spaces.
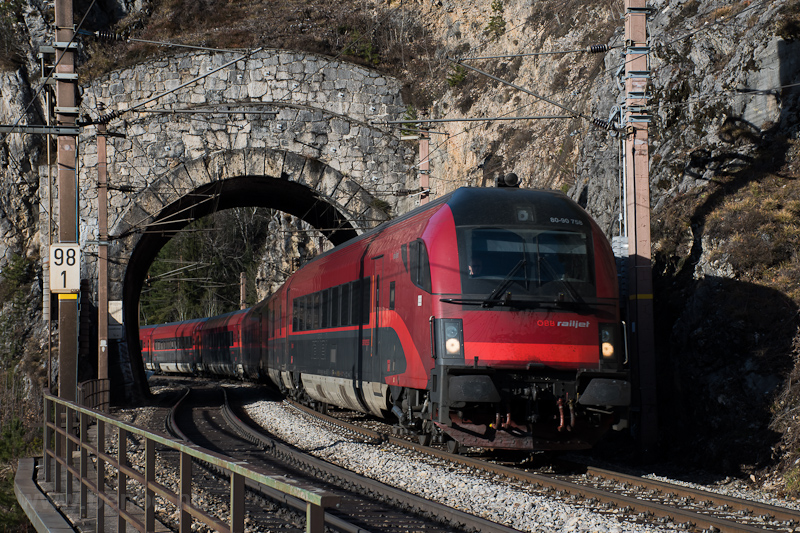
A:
537,320,591,328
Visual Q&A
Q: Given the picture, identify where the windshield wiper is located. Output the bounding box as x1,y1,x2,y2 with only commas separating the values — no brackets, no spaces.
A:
482,258,526,308
538,257,586,306
440,298,489,306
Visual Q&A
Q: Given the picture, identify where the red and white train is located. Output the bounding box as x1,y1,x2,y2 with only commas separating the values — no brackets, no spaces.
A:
140,185,630,451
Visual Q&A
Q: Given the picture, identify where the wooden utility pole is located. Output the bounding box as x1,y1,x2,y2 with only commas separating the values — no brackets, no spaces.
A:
55,0,79,401
624,0,658,456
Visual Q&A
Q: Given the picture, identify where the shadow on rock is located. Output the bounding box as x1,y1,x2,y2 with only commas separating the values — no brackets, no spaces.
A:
656,275,798,476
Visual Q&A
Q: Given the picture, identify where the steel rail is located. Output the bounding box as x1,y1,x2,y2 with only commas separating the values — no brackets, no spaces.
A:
583,465,800,524
227,393,522,533
287,401,800,533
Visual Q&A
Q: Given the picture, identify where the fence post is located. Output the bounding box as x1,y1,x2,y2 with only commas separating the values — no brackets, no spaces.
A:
306,503,324,533
145,438,155,532
44,396,53,483
54,402,62,492
231,471,244,533
80,410,88,518
179,451,191,533
65,406,74,502
117,427,127,533
97,418,106,533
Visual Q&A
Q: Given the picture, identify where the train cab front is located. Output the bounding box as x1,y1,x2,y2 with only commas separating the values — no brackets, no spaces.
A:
424,187,631,450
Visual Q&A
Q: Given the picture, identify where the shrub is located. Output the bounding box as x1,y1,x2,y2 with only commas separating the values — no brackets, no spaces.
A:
446,64,467,87
0,0,23,70
484,0,506,40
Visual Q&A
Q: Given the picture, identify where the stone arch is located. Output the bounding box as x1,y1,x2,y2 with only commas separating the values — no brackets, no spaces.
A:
71,48,420,399
110,148,392,398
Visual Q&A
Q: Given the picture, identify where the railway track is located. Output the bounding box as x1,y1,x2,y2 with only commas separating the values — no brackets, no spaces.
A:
278,399,800,533
169,383,521,533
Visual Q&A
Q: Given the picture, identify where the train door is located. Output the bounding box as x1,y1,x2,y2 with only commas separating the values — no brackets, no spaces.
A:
369,255,384,382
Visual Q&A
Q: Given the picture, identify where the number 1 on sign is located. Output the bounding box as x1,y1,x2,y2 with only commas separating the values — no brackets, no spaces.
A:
50,244,80,293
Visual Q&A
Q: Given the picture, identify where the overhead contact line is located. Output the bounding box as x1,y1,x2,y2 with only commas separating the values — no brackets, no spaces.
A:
77,47,265,126
446,57,618,131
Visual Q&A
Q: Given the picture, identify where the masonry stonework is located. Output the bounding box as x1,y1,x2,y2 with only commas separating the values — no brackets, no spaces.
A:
61,49,419,303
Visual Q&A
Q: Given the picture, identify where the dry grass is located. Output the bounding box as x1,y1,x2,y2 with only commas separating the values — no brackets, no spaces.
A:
79,0,438,104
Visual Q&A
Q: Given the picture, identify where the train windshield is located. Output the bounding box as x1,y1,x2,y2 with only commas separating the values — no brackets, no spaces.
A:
459,227,594,304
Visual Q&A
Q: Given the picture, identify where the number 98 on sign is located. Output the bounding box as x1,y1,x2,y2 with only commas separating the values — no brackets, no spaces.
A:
50,244,80,293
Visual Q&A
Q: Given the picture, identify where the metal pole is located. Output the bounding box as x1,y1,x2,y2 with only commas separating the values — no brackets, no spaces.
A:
98,123,109,384
624,0,657,458
55,0,79,402
240,272,246,310
418,131,430,204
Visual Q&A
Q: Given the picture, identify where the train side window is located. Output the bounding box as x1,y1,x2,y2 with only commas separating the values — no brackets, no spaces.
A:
294,297,305,331
401,244,408,272
389,281,396,310
292,298,299,331
351,282,360,326
331,285,340,327
342,283,351,326
361,278,371,324
409,239,432,292
320,290,327,328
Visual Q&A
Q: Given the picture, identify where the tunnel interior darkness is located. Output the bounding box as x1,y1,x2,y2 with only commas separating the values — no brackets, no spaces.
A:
121,176,360,399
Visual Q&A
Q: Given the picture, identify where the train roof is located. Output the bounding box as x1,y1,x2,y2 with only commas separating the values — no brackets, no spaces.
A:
303,186,588,267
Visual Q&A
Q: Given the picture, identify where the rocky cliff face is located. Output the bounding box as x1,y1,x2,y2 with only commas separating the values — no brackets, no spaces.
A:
2,0,800,481
406,0,800,474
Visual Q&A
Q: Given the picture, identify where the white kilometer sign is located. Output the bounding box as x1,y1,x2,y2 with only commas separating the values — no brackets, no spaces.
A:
50,244,80,293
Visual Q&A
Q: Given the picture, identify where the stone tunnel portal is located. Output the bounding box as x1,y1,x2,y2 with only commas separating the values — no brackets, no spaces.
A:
122,176,360,399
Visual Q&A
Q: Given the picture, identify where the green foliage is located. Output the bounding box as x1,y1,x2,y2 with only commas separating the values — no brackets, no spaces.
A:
140,208,274,324
369,198,391,215
0,0,23,70
0,417,40,532
0,255,34,367
446,64,467,87
484,0,506,40
342,29,380,66
0,419,39,464
400,105,419,137
786,466,800,494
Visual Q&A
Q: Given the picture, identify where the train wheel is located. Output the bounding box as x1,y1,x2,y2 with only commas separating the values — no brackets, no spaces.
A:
446,438,461,454
417,433,431,446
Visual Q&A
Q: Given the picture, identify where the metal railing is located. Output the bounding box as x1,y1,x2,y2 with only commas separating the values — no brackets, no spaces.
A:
43,391,339,533
78,379,110,412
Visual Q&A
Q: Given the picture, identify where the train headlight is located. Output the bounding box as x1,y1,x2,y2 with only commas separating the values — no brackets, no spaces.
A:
602,341,614,358
601,328,614,358
446,338,461,354
599,324,619,369
436,319,464,359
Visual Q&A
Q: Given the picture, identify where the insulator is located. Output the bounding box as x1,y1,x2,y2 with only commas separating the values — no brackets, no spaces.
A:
587,44,610,54
591,118,613,130
98,110,123,124
95,30,124,41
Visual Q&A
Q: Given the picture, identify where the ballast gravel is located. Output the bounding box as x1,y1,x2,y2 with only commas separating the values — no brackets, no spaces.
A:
243,398,681,533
